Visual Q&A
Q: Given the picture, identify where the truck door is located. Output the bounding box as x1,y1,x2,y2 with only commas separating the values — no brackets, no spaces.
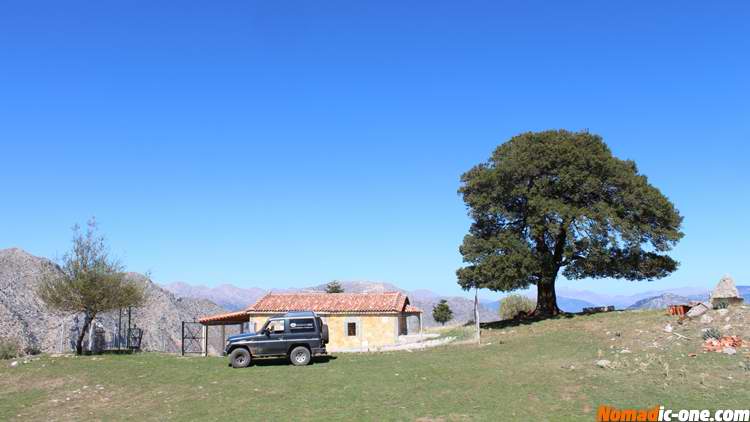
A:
263,319,287,355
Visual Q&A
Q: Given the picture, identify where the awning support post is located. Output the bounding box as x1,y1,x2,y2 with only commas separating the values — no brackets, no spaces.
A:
202,325,208,357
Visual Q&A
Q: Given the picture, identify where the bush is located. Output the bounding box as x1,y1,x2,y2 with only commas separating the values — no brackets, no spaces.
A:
24,345,41,356
713,301,729,310
499,295,536,320
0,338,20,360
702,328,722,341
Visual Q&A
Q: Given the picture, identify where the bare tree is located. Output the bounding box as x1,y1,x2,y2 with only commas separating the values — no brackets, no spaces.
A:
37,218,144,355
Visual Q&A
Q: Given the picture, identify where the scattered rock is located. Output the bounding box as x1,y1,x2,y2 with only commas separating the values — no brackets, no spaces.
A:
9,361,18,367
663,324,673,333
717,309,729,317
687,303,710,318
723,347,737,356
700,314,713,324
596,359,611,368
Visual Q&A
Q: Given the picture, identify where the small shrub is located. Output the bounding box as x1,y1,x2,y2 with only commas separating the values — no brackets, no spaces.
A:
0,338,20,360
499,295,536,320
713,301,729,310
24,345,41,356
702,328,722,341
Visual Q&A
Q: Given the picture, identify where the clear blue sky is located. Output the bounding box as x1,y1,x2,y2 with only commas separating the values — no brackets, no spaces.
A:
1,1,748,298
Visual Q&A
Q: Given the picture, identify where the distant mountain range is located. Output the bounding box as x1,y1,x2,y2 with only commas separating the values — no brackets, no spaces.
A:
164,280,750,318
163,282,266,311
164,280,498,327
480,296,597,314
627,286,750,310
555,286,714,309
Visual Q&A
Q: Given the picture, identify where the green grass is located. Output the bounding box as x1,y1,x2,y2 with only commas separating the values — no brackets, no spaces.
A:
1,310,749,421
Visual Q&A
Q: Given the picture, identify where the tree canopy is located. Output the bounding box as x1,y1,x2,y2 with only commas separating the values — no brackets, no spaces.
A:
37,219,144,354
432,299,454,326
457,130,683,316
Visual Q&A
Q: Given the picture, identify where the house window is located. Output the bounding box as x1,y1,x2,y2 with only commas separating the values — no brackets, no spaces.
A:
347,322,357,336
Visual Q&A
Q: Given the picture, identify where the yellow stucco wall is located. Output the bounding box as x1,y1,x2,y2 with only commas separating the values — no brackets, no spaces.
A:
322,315,397,351
246,313,398,351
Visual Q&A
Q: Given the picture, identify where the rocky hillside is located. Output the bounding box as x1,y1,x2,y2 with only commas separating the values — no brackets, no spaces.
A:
0,248,229,354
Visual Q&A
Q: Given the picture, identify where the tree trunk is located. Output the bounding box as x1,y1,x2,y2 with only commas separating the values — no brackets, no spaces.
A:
533,277,561,317
75,313,93,355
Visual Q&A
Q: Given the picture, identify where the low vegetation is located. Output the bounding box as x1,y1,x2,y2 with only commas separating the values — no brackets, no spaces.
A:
2,309,748,421
0,338,20,360
499,294,535,320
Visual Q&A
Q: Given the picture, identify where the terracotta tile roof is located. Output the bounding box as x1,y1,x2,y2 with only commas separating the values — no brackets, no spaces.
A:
198,310,249,325
247,292,412,314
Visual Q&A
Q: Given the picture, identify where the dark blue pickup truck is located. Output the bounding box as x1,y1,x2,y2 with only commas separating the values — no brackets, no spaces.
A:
224,311,329,368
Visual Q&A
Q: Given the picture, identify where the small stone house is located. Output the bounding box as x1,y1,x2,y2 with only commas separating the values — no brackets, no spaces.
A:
710,275,744,308
200,292,423,352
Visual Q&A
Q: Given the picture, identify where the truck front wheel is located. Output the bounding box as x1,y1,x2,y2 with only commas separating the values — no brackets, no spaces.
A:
230,348,251,368
289,346,311,366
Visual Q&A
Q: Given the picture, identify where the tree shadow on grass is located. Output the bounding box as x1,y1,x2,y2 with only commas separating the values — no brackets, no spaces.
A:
479,310,623,330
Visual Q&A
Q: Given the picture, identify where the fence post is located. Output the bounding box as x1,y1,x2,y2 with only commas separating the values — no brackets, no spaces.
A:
127,307,132,349
181,322,185,356
202,325,208,357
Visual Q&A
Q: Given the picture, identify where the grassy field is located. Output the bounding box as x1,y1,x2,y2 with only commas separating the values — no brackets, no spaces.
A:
2,309,749,421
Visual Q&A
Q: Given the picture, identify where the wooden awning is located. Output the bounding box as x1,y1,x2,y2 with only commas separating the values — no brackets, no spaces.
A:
403,305,423,314
198,311,249,326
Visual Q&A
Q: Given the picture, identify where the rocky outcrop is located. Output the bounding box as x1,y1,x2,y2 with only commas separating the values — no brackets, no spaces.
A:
710,275,744,307
0,248,229,354
0,248,67,353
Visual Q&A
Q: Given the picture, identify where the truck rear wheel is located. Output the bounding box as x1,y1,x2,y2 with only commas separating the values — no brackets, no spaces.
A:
289,346,311,366
230,348,251,368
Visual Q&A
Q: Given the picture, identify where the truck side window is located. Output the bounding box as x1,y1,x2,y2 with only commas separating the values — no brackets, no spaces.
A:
289,318,315,333
268,320,285,333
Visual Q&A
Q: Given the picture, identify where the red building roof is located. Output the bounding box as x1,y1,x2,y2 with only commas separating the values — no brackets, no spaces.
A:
199,292,422,325
248,292,419,314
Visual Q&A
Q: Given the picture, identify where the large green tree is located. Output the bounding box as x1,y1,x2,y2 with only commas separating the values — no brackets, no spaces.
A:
37,219,145,354
457,130,683,317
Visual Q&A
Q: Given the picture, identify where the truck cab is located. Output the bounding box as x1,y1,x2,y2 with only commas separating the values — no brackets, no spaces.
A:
224,311,329,368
